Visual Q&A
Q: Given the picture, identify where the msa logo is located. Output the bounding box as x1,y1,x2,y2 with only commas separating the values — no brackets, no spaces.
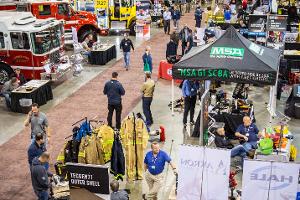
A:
210,47,244,59
250,166,293,190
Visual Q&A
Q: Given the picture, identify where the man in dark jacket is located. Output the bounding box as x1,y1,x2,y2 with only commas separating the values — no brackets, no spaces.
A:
194,6,203,28
103,72,125,130
166,39,178,62
31,152,52,200
120,33,134,70
179,25,192,55
14,68,27,85
28,133,46,167
215,128,247,167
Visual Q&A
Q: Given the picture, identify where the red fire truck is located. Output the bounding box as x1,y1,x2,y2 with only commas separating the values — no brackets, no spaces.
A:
0,0,99,43
0,11,70,84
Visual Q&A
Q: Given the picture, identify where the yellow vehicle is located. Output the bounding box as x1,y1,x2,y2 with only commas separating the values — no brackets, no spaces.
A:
95,0,137,35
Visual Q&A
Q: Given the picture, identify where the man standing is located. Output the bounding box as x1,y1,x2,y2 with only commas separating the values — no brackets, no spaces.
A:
24,103,50,147
172,6,181,28
194,6,203,28
166,38,178,61
179,25,192,55
31,152,52,200
143,141,177,200
182,80,199,128
215,128,247,168
120,33,134,70
163,7,172,34
103,72,125,130
28,133,46,167
1,77,19,109
235,116,261,153
141,73,155,126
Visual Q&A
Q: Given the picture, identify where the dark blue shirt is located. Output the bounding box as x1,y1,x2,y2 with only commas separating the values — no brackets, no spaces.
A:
28,142,46,166
182,80,199,97
236,123,259,142
103,80,125,105
144,150,171,175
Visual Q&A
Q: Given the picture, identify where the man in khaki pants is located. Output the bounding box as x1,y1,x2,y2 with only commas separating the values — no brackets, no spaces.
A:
143,141,177,200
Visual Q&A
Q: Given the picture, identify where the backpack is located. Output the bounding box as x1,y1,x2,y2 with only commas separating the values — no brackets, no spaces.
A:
258,138,273,155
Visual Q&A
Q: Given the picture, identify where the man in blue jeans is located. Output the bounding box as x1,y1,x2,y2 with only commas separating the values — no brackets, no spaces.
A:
141,73,155,126
120,33,134,71
215,127,247,167
235,116,261,154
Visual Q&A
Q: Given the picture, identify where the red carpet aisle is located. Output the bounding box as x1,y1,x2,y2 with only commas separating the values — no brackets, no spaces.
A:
0,13,195,200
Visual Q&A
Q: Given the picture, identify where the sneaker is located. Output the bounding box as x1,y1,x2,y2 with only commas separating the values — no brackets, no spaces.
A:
142,194,146,200
126,68,128,71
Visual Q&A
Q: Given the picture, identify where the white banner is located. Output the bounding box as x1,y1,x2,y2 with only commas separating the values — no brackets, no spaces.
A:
177,145,231,200
242,160,300,200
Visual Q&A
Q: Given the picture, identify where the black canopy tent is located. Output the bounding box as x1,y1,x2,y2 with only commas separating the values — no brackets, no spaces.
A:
172,26,281,85
170,26,281,145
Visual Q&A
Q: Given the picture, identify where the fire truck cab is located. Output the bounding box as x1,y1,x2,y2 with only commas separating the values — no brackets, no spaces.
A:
0,11,70,84
10,0,99,43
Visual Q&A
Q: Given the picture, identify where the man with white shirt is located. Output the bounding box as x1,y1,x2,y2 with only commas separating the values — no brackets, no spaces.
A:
163,7,172,35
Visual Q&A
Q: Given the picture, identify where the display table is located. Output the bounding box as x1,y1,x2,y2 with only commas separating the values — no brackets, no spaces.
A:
89,45,116,65
255,132,293,162
11,80,53,113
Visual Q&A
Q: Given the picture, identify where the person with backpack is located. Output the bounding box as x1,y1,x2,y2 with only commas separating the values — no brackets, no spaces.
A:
142,46,153,73
194,6,203,28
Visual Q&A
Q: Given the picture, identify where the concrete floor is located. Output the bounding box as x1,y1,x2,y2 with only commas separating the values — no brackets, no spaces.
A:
0,30,159,145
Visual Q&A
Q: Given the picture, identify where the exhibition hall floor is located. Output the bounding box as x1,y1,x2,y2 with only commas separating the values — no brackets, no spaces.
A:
0,12,299,200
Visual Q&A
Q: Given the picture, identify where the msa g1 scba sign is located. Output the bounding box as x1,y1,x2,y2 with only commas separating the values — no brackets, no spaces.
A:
210,47,245,59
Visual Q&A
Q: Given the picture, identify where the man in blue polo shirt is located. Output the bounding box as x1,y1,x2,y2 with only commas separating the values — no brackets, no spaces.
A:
143,141,177,200
235,116,261,153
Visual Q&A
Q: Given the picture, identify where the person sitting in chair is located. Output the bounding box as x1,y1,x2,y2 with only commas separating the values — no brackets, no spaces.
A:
1,77,19,109
81,34,94,58
215,127,247,168
235,116,261,155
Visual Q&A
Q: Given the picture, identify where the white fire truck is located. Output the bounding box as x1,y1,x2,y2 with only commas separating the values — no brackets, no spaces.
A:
0,11,71,84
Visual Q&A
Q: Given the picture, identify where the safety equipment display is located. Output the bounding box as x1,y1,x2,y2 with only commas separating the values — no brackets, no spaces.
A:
94,124,115,163
121,113,149,181
110,132,125,181
258,138,273,155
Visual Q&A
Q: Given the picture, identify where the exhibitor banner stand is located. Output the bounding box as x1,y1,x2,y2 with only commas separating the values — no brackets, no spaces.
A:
177,145,231,200
242,159,300,200
136,0,151,39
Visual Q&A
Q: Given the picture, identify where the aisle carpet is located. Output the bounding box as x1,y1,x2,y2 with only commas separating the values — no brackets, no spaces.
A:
0,13,195,200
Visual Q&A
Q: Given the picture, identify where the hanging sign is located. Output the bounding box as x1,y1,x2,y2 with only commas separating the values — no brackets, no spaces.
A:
66,163,110,194
267,15,288,31
177,145,231,200
242,160,300,200
248,14,267,33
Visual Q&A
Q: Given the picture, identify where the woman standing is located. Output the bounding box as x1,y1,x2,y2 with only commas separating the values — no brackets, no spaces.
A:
142,46,153,74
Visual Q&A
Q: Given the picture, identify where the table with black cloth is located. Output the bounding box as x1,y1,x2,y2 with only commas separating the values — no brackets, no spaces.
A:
11,80,53,113
89,44,116,65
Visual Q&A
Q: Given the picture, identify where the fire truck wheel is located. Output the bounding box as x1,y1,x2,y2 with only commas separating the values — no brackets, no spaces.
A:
129,21,136,36
0,63,13,85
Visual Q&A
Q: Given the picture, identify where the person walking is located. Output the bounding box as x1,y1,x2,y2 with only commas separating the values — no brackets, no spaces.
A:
182,80,199,128
179,25,192,55
103,72,125,130
120,33,134,71
141,73,155,126
163,7,172,34
194,6,203,28
166,38,178,62
172,5,181,28
31,152,52,200
142,46,153,73
24,103,50,148
185,29,194,54
142,141,177,200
